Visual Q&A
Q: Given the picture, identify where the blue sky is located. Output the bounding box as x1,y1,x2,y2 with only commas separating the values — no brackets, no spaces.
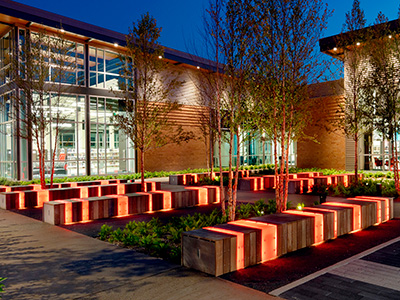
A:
14,1,400,53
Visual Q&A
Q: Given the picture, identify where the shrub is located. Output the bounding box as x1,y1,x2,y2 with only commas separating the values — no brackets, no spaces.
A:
0,277,5,297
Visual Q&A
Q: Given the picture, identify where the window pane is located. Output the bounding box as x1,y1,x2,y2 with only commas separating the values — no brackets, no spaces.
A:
89,47,96,71
90,72,96,87
98,49,104,72
105,51,119,74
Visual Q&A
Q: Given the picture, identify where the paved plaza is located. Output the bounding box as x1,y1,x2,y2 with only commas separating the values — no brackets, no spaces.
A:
272,237,400,299
1,180,399,299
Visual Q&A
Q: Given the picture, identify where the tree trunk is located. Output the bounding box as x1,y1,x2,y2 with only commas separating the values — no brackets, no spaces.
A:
228,128,234,220
232,127,240,222
140,148,145,192
354,132,358,185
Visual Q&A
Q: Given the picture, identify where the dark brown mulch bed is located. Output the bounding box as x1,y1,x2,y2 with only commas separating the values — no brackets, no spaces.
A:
221,218,400,293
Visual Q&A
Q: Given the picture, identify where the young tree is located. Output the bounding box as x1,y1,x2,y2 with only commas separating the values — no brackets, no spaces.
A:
112,13,193,191
202,0,226,214
363,13,400,191
5,30,75,188
338,0,368,184
203,0,256,220
219,0,256,221
254,0,330,212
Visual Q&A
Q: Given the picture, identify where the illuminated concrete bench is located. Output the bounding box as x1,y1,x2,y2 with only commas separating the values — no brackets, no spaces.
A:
44,194,152,225
182,196,393,276
43,185,221,225
0,181,162,210
169,170,250,186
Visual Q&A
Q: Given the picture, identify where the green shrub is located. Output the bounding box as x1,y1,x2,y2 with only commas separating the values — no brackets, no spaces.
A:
0,277,5,297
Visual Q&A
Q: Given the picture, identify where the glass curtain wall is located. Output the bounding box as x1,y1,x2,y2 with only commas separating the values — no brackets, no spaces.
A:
89,47,121,90
214,131,297,168
0,93,16,178
31,94,86,178
362,131,397,171
90,97,134,175
0,28,16,178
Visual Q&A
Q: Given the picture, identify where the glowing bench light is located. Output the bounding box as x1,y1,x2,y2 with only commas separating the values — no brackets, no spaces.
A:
55,200,73,224
283,210,324,244
152,190,172,210
355,196,390,222
108,195,129,216
137,192,153,212
36,190,50,207
230,220,277,262
349,197,382,224
204,227,245,270
186,187,208,205
323,202,361,232
304,207,338,238
16,191,25,209
70,198,90,222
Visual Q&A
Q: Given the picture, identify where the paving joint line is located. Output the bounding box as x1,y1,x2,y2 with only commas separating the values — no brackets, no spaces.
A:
269,234,400,297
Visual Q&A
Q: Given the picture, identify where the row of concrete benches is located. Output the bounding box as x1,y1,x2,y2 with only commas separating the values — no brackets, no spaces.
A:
0,181,159,210
182,196,393,276
169,171,361,194
43,185,220,225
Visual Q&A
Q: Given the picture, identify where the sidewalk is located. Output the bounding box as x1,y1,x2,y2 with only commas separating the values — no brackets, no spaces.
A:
0,208,278,300
271,236,400,299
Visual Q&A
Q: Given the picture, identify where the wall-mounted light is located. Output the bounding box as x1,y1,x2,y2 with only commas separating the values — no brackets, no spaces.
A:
197,66,200,69
60,29,65,33
114,43,118,47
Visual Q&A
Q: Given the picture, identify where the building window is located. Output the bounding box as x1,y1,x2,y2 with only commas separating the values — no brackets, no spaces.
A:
0,93,16,178
89,47,121,90
89,96,135,175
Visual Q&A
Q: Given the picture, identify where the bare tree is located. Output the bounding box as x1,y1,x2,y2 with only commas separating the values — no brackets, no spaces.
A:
203,0,226,214
338,0,368,184
254,0,330,212
363,13,400,191
4,29,75,188
112,13,193,191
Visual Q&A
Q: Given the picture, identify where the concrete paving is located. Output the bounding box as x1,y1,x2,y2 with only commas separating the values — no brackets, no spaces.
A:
271,236,400,299
0,208,278,300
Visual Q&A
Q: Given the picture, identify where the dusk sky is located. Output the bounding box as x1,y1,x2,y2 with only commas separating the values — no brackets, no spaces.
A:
14,0,400,55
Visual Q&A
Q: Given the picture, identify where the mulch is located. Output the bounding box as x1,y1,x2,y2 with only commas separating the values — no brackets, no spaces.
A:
221,218,400,293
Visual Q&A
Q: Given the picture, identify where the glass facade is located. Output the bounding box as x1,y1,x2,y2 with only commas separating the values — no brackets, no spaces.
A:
0,25,136,180
0,93,16,178
215,131,297,168
361,131,398,171
89,97,134,176
89,47,121,89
